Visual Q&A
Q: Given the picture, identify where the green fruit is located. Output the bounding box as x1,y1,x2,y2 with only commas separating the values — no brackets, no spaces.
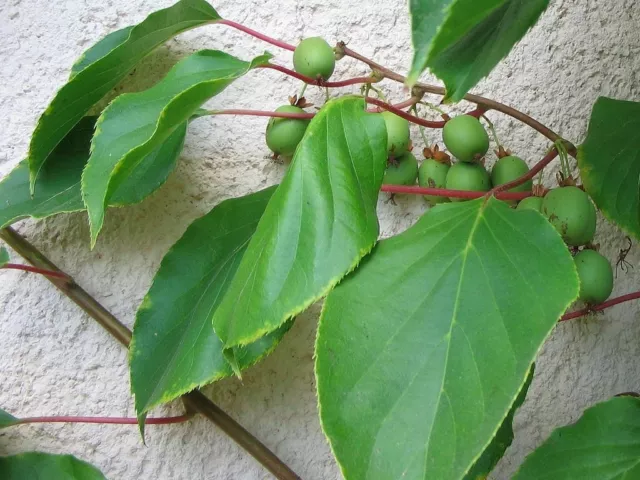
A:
517,196,543,212
293,37,336,80
383,152,418,186
574,249,613,304
491,156,532,192
418,159,450,204
541,186,597,246
442,115,490,163
445,162,491,202
381,111,410,156
265,105,310,157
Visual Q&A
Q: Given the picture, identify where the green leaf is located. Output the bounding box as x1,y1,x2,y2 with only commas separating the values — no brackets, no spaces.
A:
130,187,291,419
82,50,270,247
28,0,220,191
0,452,106,479
514,396,640,479
0,248,9,268
464,365,534,480
212,97,387,360
0,117,186,230
316,198,578,480
0,408,19,429
408,0,549,102
578,97,640,240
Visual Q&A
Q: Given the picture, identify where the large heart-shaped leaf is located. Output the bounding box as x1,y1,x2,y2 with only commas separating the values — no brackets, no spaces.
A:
0,408,19,429
0,117,186,230
130,186,291,420
28,0,220,191
0,452,106,479
408,0,549,102
212,97,387,365
464,365,533,479
579,97,640,240
82,50,270,246
316,198,578,480
514,396,640,479
0,248,8,268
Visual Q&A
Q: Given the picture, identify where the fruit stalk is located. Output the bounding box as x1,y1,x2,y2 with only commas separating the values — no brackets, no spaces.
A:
560,291,640,321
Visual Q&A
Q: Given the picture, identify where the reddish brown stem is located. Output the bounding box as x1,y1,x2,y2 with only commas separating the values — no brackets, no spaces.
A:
341,45,576,153
15,413,194,426
1,263,69,280
560,291,640,322
210,109,315,119
259,64,377,87
488,149,559,196
217,20,296,52
367,97,485,128
382,185,532,200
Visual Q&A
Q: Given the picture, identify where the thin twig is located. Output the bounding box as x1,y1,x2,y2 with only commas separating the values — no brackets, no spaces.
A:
260,64,378,88
340,44,576,153
1,263,69,280
0,227,301,480
489,149,559,196
381,185,533,200
218,20,296,52
208,109,315,119
560,291,640,321
15,413,194,426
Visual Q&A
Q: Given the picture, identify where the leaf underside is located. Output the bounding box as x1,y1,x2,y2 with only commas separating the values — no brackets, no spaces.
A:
316,198,578,480
0,117,186,231
514,396,640,479
0,408,19,429
82,50,270,246
408,0,549,102
0,452,106,480
212,97,388,361
28,0,220,191
130,186,291,420
578,96,640,240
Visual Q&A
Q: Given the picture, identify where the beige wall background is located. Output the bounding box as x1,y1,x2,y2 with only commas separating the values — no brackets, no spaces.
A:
1,0,639,478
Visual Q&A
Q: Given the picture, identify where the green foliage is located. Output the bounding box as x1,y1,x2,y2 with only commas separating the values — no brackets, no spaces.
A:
0,408,19,429
27,0,220,192
408,0,549,101
514,396,640,479
579,97,640,240
0,247,8,268
316,198,578,480
82,50,270,246
130,187,290,421
212,97,387,367
0,117,186,231
464,365,534,479
0,452,106,480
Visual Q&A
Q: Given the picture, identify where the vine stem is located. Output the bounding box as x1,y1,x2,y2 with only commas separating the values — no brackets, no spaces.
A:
488,148,559,196
560,292,640,322
340,44,576,154
15,413,194,426
381,185,533,200
260,64,378,88
208,109,315,119
0,227,301,480
217,20,296,52
1,263,69,280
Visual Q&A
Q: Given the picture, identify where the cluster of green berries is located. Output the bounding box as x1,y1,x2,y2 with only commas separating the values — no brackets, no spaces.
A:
263,36,613,307
381,112,613,306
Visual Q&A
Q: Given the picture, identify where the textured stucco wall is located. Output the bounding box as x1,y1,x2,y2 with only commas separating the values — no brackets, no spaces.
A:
1,0,639,479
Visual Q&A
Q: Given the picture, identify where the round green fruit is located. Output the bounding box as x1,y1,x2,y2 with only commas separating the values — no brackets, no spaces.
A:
293,37,335,80
541,186,597,246
418,159,450,204
381,111,410,156
574,249,613,304
383,152,419,186
517,196,543,212
442,115,490,163
265,105,310,157
445,162,491,202
491,156,532,192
